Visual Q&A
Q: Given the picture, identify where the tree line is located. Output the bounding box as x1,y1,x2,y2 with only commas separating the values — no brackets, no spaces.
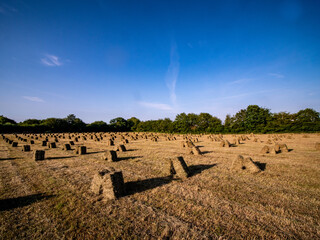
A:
0,105,319,133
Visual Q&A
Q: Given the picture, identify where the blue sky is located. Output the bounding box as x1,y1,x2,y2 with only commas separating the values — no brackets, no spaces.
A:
0,0,319,123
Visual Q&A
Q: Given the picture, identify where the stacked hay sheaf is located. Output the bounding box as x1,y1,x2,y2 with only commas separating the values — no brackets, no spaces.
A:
231,155,261,173
220,140,231,147
102,150,118,162
75,146,87,155
116,144,126,152
260,143,290,154
91,167,125,200
169,156,190,179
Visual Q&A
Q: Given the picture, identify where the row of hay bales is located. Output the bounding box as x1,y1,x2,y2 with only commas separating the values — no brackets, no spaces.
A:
2,132,320,202
91,153,264,201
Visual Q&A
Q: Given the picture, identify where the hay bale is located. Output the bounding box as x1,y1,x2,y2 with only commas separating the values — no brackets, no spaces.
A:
116,144,126,152
63,144,71,151
34,150,45,161
48,142,56,148
279,144,289,152
260,145,277,154
90,168,125,200
315,142,320,150
76,146,86,155
186,141,194,148
42,141,47,146
220,140,230,147
191,146,202,155
22,145,31,152
169,156,190,179
185,147,193,154
260,145,270,154
107,139,114,146
274,144,281,152
231,155,261,173
102,150,117,162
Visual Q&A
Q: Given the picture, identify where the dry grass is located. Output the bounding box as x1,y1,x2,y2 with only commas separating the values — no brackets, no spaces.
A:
1,133,320,239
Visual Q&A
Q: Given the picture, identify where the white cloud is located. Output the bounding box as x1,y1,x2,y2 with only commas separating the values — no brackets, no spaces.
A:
229,78,252,85
165,41,179,105
138,101,173,111
22,96,44,102
269,73,284,78
41,54,62,66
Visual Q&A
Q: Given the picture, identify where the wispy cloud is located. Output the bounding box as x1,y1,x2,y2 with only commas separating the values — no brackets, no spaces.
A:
229,78,252,85
41,54,62,66
165,41,179,106
213,89,280,101
269,73,284,78
138,101,173,111
22,96,44,102
0,4,17,14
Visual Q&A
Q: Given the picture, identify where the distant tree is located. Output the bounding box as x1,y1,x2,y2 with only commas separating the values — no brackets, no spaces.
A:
158,118,173,132
20,119,42,125
127,117,141,131
224,114,232,132
110,117,130,132
295,108,320,123
64,114,86,132
174,113,190,133
87,121,108,132
230,109,247,132
0,115,16,125
197,113,222,133
42,118,68,132
244,105,271,132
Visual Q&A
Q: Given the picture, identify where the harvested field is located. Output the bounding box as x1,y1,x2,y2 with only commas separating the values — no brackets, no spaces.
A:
1,132,320,239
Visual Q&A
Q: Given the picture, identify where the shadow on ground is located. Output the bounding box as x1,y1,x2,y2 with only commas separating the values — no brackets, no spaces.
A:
0,157,22,161
254,161,267,171
201,151,213,155
189,164,217,177
0,194,55,211
86,150,107,155
125,176,173,196
46,156,76,160
117,156,143,161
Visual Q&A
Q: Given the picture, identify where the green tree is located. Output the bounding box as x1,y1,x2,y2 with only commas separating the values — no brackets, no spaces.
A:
20,119,41,126
295,108,320,123
0,115,16,125
110,117,130,132
64,114,86,131
87,121,108,132
127,117,141,131
244,105,271,132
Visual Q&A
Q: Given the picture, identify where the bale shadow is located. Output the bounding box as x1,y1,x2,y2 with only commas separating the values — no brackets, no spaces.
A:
0,157,22,161
46,156,76,160
86,150,107,155
188,164,217,177
126,149,138,152
201,151,213,155
254,161,266,171
0,194,55,211
288,149,294,152
117,156,143,161
125,176,173,196
196,145,205,148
